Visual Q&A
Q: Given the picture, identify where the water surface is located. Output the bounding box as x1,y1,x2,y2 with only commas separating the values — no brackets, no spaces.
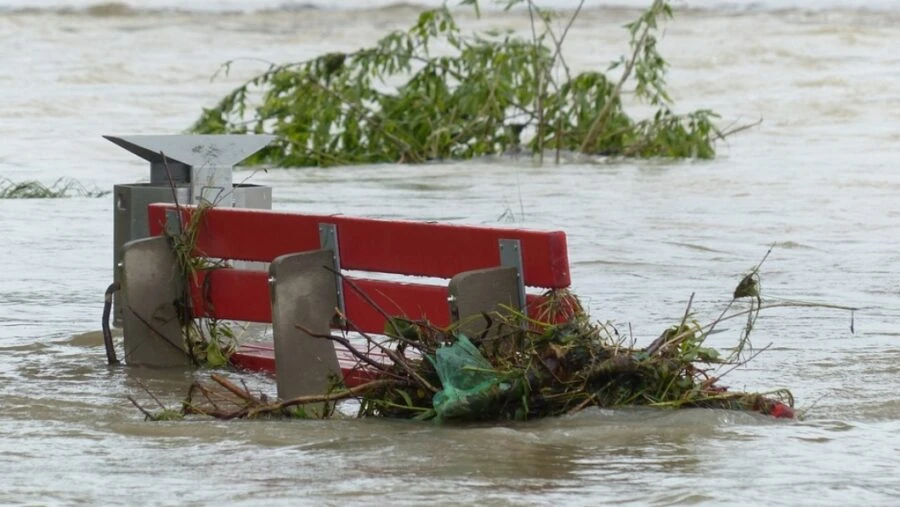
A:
1,2,899,505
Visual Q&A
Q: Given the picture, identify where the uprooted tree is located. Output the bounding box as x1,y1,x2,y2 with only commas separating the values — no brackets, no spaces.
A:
191,0,751,167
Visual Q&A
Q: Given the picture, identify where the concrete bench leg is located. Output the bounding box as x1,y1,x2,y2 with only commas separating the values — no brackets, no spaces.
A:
121,236,190,367
448,266,522,340
269,250,342,416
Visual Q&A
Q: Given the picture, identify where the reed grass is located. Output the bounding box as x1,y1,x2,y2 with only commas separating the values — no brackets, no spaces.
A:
0,178,108,199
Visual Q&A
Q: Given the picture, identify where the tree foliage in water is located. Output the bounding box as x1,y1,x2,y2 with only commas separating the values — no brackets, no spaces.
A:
191,0,734,167
0,178,108,199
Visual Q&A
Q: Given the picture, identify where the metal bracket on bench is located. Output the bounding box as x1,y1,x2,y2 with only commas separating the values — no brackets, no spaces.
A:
164,208,182,237
318,223,346,318
499,238,527,317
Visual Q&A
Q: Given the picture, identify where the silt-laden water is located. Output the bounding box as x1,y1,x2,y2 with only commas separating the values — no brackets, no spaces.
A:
1,3,899,505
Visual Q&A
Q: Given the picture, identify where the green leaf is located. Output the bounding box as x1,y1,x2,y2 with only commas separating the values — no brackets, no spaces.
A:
696,347,721,362
396,389,414,408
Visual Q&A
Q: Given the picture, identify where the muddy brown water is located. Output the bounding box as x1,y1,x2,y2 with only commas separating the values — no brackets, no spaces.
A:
1,2,900,505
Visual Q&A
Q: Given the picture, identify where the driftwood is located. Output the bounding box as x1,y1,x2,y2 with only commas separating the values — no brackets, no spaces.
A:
181,373,400,420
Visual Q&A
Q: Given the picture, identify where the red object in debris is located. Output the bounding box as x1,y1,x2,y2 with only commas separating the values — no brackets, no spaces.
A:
768,401,795,419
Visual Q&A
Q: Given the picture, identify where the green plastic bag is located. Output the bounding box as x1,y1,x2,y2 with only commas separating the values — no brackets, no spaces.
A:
430,335,510,420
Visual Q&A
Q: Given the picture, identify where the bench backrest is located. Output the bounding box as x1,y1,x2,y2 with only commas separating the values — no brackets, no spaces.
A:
147,203,571,333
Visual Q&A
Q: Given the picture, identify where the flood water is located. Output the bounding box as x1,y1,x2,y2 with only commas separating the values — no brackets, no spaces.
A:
2,1,900,505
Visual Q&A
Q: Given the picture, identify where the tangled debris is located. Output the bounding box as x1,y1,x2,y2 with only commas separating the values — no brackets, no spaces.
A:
127,250,854,423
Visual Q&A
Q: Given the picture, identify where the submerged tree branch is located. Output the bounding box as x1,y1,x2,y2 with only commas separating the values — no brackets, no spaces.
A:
192,0,745,166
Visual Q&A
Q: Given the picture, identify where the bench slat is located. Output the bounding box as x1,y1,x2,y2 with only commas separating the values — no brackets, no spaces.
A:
230,344,379,387
189,270,452,332
189,269,560,334
148,204,571,289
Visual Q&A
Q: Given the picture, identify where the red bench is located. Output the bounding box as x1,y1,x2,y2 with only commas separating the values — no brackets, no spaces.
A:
121,203,571,405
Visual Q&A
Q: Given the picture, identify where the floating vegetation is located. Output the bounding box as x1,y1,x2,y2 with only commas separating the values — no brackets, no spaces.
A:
185,317,240,369
192,0,753,167
0,177,109,199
